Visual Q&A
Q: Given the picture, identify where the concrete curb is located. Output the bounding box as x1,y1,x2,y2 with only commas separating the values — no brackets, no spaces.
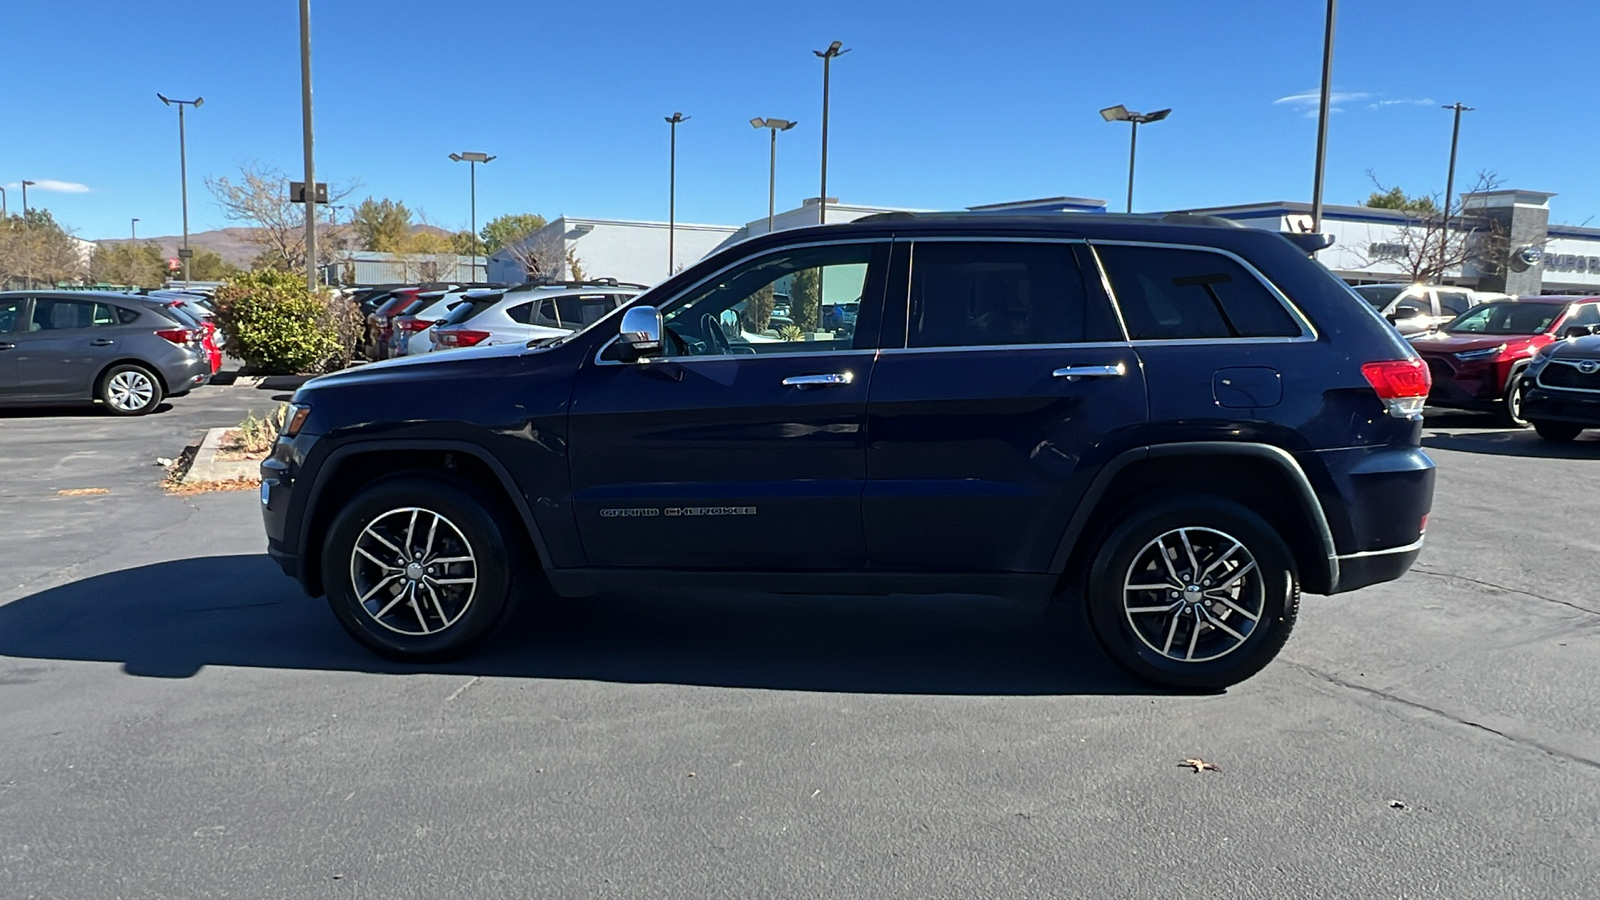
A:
183,427,261,485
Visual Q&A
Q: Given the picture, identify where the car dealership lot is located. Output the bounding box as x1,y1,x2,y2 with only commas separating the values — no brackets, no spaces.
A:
1,393,1598,898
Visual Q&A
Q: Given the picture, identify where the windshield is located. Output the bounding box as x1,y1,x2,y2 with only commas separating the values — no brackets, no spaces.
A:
1352,285,1404,310
1442,302,1561,336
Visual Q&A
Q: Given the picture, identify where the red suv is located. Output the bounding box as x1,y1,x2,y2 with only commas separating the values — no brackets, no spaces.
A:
1407,296,1600,425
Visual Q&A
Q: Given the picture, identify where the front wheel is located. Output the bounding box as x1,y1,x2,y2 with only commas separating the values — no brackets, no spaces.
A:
1084,496,1299,691
321,476,523,661
1499,371,1530,427
1533,420,1585,442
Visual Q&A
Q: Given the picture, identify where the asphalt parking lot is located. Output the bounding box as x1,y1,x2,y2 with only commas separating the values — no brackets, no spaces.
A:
2,387,1598,898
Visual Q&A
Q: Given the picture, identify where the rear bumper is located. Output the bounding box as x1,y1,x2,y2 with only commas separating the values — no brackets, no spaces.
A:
1303,444,1434,595
159,355,212,397
1330,538,1424,594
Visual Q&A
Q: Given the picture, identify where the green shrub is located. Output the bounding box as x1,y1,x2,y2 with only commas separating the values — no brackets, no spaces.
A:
212,270,344,374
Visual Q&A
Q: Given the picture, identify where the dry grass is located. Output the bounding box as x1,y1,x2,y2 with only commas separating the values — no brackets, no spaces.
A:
57,487,111,496
164,475,261,496
217,405,288,461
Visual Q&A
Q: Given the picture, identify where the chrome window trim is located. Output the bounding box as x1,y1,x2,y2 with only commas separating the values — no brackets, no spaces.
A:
879,340,1133,356
893,235,1135,350
1535,358,1600,393
592,237,891,368
1085,239,1320,344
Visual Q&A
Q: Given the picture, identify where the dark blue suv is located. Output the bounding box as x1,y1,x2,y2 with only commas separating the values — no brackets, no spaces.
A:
261,214,1435,689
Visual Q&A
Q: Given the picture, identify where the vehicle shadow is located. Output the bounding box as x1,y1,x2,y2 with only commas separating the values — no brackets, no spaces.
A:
0,554,1153,696
1423,428,1600,459
0,402,175,419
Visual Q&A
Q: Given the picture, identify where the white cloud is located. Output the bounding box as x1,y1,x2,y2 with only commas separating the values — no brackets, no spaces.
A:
4,179,90,193
1273,90,1372,111
1368,97,1436,109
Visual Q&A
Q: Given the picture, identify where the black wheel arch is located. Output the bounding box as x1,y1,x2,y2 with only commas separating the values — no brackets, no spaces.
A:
1049,442,1340,595
291,439,553,598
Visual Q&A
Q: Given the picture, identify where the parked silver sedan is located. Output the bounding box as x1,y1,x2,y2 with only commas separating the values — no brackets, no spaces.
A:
0,291,211,415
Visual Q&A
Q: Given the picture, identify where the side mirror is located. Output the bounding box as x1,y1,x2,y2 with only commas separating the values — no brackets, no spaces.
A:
617,306,663,358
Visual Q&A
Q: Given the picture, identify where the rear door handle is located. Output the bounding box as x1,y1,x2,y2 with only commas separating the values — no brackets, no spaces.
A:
1052,363,1126,381
89,339,116,347
0,342,13,351
782,372,855,387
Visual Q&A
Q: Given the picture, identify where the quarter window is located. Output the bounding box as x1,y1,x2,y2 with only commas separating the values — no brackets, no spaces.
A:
1095,245,1303,340
906,241,1115,348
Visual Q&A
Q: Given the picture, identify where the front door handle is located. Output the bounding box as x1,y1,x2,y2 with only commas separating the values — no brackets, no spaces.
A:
89,339,116,347
1052,363,1126,381
0,342,13,351
782,372,855,387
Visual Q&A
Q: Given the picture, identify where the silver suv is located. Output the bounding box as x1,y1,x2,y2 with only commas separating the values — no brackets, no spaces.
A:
429,281,644,351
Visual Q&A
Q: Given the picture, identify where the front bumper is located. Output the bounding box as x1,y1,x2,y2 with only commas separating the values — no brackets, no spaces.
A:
1521,385,1600,425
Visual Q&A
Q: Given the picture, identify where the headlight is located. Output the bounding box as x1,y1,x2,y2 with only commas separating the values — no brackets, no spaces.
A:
1454,344,1506,361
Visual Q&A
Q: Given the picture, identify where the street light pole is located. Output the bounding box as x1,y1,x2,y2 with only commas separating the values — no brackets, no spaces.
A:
132,218,139,241
814,41,850,225
0,186,7,218
1311,0,1336,233
750,118,798,233
158,94,204,286
1099,105,1171,213
20,180,34,216
1440,102,1474,284
298,0,318,292
450,152,496,282
664,112,688,273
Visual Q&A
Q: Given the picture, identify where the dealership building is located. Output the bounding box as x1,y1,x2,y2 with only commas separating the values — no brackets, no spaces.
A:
486,189,1600,298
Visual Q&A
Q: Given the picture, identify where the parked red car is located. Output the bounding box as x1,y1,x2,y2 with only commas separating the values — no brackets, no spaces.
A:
363,288,421,361
1407,296,1600,425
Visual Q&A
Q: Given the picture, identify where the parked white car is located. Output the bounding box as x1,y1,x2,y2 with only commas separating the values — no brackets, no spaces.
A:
430,282,644,351
388,289,495,357
1351,283,1482,336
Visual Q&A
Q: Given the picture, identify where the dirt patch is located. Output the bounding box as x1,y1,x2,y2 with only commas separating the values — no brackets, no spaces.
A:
165,475,260,496
57,488,111,497
215,428,272,463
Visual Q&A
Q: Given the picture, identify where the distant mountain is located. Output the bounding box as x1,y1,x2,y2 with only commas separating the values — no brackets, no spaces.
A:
95,223,457,266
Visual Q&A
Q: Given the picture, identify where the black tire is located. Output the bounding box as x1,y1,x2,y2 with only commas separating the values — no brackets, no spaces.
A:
1533,420,1584,442
1498,369,1530,428
321,475,525,661
1083,496,1299,691
98,363,163,416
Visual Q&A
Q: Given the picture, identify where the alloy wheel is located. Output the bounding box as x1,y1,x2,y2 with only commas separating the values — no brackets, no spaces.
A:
349,507,478,636
1121,527,1263,663
106,370,155,412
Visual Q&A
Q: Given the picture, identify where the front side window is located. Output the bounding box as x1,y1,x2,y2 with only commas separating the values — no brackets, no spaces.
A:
1563,303,1600,328
1436,290,1472,316
659,242,879,357
0,298,23,332
905,241,1114,348
1353,285,1403,310
1096,245,1303,340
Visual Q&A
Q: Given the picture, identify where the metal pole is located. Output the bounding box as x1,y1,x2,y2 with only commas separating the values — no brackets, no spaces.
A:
469,160,477,282
178,103,191,285
768,127,778,232
1311,0,1336,233
132,218,139,241
1,186,7,218
1126,120,1138,214
21,182,28,216
819,54,830,225
299,0,318,292
668,119,677,272
1441,103,1468,283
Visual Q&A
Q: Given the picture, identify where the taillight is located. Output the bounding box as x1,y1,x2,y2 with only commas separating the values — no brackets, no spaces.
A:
398,319,431,332
1362,358,1431,418
438,330,490,347
155,328,197,346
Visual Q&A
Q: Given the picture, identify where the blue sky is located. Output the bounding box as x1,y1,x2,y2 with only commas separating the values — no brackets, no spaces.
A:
6,0,1596,241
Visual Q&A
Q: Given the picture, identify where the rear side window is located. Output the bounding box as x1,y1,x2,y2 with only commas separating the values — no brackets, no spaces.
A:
30,299,118,330
906,241,1116,348
0,298,23,332
1095,245,1303,340
554,294,614,328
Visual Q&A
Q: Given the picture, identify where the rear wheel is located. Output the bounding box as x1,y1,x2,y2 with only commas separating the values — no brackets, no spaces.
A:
99,364,163,416
1083,496,1298,691
321,475,524,661
1533,420,1584,442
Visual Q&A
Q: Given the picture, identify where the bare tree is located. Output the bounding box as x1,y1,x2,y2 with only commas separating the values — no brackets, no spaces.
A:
503,228,566,282
1351,170,1515,283
206,160,357,271
0,210,88,288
